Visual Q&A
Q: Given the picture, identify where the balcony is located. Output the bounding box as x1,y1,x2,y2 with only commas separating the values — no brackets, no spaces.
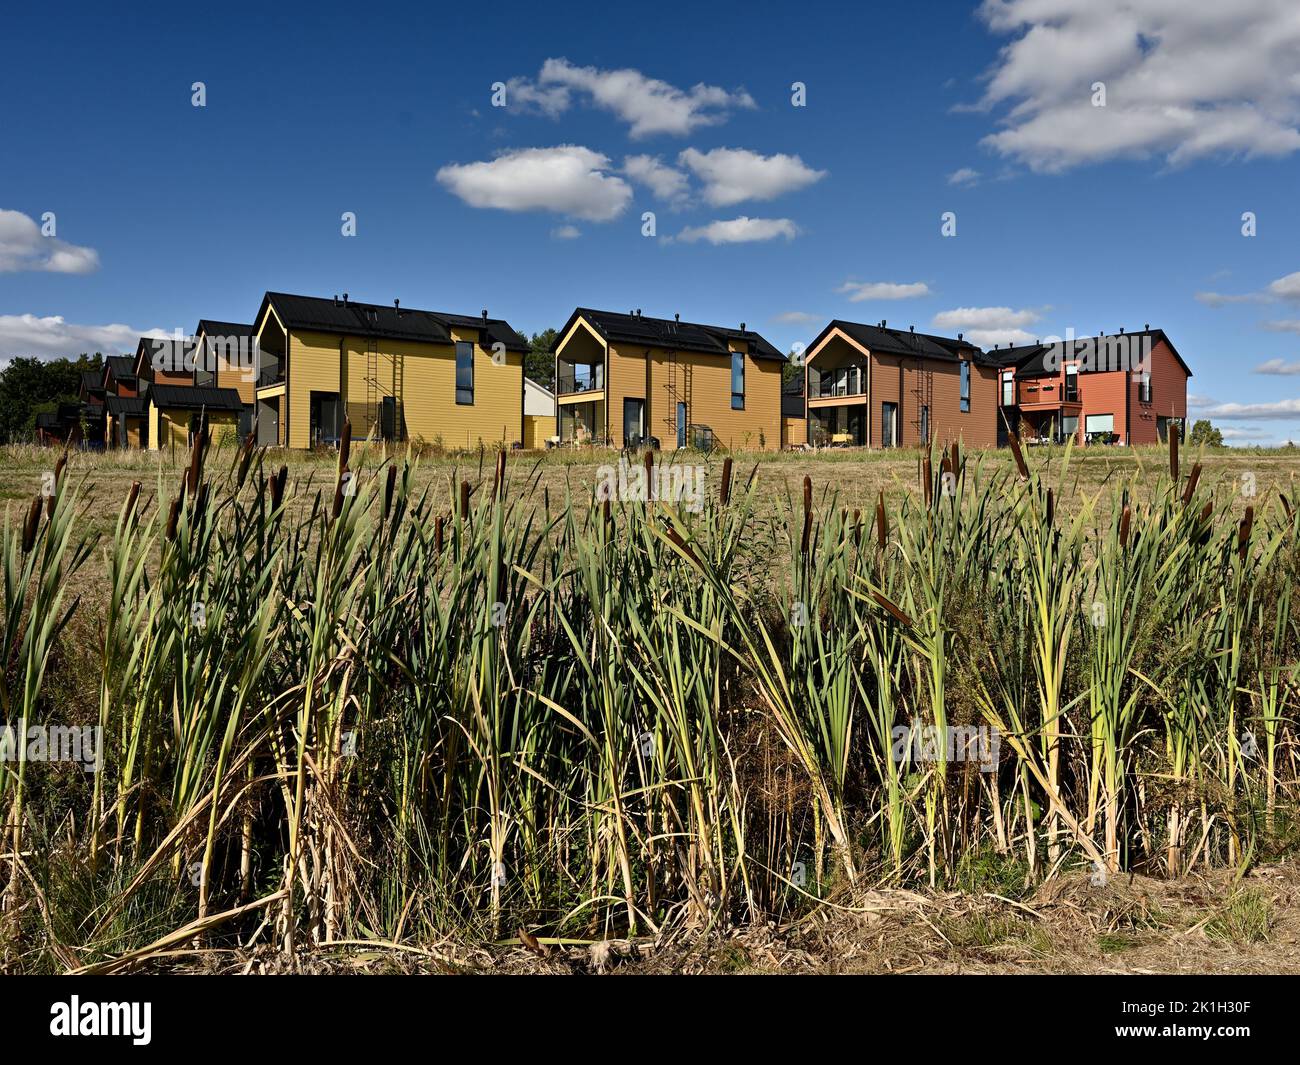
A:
557,364,604,396
808,364,867,401
258,365,285,389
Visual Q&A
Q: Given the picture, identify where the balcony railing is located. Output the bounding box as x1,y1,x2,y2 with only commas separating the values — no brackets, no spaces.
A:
808,367,867,399
557,367,604,395
258,366,285,388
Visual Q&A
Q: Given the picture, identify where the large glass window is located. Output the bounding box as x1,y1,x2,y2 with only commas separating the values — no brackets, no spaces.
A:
731,351,745,410
1065,364,1079,402
1139,371,1152,403
1002,372,1014,406
456,341,474,405
960,361,971,412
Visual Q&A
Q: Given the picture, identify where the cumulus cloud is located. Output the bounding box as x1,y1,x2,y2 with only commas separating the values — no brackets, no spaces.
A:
675,217,798,245
972,0,1300,171
1264,319,1300,334
1268,271,1300,300
931,305,1044,347
678,148,826,206
1254,358,1300,375
436,146,632,221
623,154,690,204
1194,397,1300,420
1195,291,1268,307
0,313,167,362
550,225,581,240
836,281,931,302
0,209,100,274
1199,270,1300,306
504,58,755,138
773,311,818,324
947,167,982,186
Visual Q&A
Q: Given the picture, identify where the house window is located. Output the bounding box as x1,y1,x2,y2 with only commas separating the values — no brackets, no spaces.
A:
920,405,929,445
1139,371,1152,403
731,351,745,410
1065,364,1079,402
1002,373,1014,406
456,341,474,405
960,361,970,412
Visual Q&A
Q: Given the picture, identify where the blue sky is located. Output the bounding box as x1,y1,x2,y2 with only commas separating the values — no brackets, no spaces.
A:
4,0,1300,443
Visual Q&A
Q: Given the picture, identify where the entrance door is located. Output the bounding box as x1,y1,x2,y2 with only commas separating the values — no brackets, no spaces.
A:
676,402,687,449
881,402,898,448
623,398,645,447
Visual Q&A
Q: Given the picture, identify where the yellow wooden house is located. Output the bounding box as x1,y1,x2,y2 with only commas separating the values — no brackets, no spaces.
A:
552,308,784,450
250,292,528,449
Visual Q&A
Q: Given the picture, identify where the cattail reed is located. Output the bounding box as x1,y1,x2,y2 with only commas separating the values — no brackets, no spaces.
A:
22,497,41,552
875,490,887,550
1008,431,1030,479
459,480,471,520
720,456,733,506
800,475,812,556
384,464,398,518
1182,463,1202,505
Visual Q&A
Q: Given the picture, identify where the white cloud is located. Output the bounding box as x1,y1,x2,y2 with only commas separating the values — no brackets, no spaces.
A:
623,154,690,204
675,217,798,245
932,306,1042,330
1264,319,1300,334
0,313,167,361
1195,397,1300,420
931,305,1043,347
0,209,100,274
506,58,755,138
947,167,981,186
1188,393,1214,409
1254,358,1300,375
436,146,632,222
1195,291,1270,307
1268,271,1300,300
1199,270,1300,306
773,311,818,324
1219,426,1272,440
550,225,581,240
678,147,826,206
836,281,931,302
973,0,1300,171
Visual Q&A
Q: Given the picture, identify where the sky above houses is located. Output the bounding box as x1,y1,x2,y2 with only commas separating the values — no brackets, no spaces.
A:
3,0,1300,443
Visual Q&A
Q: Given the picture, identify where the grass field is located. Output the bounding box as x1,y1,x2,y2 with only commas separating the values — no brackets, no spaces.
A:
2,436,1300,974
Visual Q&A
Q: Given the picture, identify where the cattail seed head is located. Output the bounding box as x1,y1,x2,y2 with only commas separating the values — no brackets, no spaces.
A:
22,497,41,553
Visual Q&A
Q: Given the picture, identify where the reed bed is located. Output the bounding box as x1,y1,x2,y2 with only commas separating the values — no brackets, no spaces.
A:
1,428,1298,972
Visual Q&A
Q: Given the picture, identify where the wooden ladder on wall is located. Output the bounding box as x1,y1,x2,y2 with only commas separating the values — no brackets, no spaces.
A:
663,349,692,442
911,359,933,444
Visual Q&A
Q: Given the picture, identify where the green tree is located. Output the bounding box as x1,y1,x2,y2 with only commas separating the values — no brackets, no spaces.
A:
0,353,103,443
1188,419,1223,447
525,329,557,390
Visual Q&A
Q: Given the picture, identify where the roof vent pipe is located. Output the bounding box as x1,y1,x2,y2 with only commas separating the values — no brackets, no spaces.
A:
333,294,339,306
740,322,746,332
881,320,887,328
343,293,349,304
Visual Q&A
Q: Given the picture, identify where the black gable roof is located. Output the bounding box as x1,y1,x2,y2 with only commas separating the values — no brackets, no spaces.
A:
105,395,148,417
811,320,993,366
196,320,254,339
556,308,785,361
149,384,245,412
992,329,1191,378
105,355,136,381
260,292,528,352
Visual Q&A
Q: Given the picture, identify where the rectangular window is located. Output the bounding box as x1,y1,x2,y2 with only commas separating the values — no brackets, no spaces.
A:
623,398,645,446
1002,373,1014,406
456,341,474,405
731,351,745,410
920,405,929,445
960,361,971,412
881,402,898,448
1139,372,1152,403
1085,413,1114,443
1065,364,1079,402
